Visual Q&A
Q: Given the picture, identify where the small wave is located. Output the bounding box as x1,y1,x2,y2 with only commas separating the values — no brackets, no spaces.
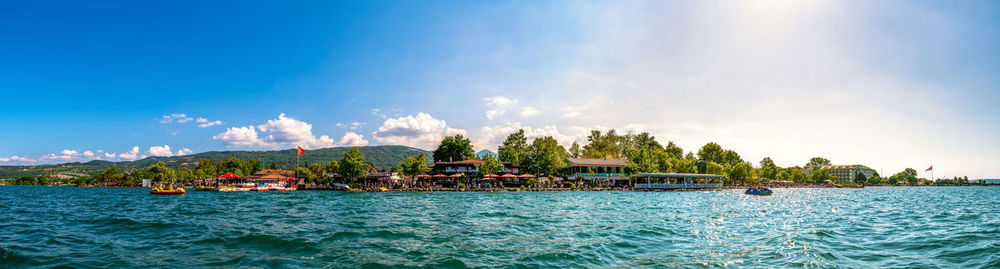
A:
227,234,321,255
0,247,31,267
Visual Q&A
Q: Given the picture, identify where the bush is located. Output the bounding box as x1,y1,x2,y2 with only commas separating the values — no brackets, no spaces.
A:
457,183,466,189
562,181,576,188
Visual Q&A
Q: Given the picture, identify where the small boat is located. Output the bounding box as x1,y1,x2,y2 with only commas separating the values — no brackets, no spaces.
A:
745,187,772,196
377,187,388,192
150,187,186,195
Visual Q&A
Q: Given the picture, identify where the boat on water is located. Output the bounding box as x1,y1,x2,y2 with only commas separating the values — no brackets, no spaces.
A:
745,187,772,196
150,187,186,195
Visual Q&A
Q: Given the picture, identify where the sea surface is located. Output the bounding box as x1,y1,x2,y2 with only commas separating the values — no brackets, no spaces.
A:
1,186,998,268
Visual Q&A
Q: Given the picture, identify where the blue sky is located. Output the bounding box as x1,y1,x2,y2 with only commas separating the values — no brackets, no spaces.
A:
1,1,998,179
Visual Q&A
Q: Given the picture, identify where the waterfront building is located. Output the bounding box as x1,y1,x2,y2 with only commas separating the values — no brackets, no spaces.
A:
818,164,876,184
430,160,520,175
563,158,628,183
630,173,724,190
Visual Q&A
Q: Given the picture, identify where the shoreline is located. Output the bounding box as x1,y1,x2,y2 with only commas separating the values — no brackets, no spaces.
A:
7,184,989,193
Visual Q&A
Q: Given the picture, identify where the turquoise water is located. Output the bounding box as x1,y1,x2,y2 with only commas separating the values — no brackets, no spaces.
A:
1,186,998,268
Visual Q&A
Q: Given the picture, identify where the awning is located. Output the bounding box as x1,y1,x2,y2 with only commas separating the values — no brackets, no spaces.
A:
217,173,240,179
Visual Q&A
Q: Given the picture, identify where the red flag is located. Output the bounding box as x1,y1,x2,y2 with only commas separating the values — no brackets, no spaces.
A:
925,166,933,172
297,146,305,156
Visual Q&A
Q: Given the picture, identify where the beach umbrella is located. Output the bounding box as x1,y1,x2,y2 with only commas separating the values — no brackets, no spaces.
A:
500,173,517,179
517,173,535,179
217,173,240,179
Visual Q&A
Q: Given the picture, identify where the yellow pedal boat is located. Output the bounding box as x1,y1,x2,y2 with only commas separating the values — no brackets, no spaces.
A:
150,187,186,195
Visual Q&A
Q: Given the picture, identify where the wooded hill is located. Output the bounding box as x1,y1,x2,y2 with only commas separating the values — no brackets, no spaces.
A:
0,145,431,178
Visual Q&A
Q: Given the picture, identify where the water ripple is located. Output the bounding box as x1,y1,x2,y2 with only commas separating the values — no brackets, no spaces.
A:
1,186,999,268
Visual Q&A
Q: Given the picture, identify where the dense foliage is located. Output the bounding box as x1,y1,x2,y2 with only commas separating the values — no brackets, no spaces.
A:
432,135,475,162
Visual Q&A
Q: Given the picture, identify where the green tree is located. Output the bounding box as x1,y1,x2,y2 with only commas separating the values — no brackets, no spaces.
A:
776,170,790,181
296,167,317,181
195,159,218,177
900,168,918,185
866,175,882,186
582,130,624,159
147,161,174,184
624,147,660,174
697,142,725,164
705,161,725,175
791,168,807,184
498,129,531,167
338,147,368,183
759,157,778,180
721,150,743,166
810,169,833,184
528,136,568,176
663,141,684,159
175,167,194,184
475,153,504,177
433,134,475,162
672,158,699,173
325,160,339,173
568,141,581,158
398,153,430,177
626,132,662,158
727,162,754,183
808,157,831,167
309,163,325,175
100,167,121,181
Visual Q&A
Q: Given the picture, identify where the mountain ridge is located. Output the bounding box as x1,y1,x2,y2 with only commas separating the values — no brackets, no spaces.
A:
0,145,432,178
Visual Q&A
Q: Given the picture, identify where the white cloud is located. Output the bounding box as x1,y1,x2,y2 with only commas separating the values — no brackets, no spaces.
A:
483,96,518,119
213,114,336,149
335,122,363,130
337,132,369,147
1,156,34,163
83,151,94,158
161,114,221,127
521,106,540,117
198,120,224,128
119,146,141,160
159,113,191,124
255,113,334,149
148,145,175,157
147,145,193,157
214,126,266,147
372,113,466,149
104,152,116,158
60,150,77,156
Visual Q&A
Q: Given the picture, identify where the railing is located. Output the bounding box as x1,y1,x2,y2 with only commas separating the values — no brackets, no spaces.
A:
569,173,625,177
634,183,722,189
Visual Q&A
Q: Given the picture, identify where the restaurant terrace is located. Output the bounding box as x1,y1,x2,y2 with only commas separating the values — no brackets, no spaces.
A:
630,173,724,190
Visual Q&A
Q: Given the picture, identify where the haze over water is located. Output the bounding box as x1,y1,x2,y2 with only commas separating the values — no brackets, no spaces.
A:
1,186,998,268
